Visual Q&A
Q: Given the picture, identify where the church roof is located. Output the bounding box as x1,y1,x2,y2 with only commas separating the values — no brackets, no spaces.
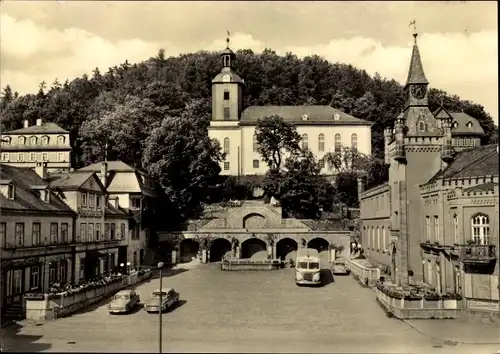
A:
405,35,429,86
239,105,372,126
427,144,498,183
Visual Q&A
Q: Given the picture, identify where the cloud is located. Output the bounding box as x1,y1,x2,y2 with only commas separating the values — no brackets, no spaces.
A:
0,13,497,124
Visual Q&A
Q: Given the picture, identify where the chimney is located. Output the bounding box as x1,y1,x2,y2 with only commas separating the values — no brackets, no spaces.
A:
100,161,108,187
114,197,119,209
23,120,29,128
36,118,42,126
35,162,48,180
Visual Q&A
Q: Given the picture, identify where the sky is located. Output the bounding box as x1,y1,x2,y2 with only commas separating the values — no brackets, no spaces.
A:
0,1,498,123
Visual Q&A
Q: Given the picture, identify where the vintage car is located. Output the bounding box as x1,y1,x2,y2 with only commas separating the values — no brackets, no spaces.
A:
144,288,179,313
108,290,140,314
331,260,350,275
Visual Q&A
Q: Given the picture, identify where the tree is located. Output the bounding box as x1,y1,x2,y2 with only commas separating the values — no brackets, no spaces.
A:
255,114,302,169
364,157,390,190
271,149,331,219
79,96,164,167
142,115,224,221
324,146,370,174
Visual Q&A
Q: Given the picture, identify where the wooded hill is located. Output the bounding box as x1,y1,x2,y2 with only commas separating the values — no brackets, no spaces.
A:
1,48,497,170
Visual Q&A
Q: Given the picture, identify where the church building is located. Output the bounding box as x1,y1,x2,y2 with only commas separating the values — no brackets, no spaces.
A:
208,39,373,177
359,30,499,319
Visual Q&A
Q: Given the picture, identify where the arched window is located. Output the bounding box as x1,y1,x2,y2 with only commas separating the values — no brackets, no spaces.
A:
382,226,386,251
471,214,490,245
253,134,258,152
2,137,11,145
351,133,358,151
452,214,459,244
18,136,26,145
57,135,65,144
318,134,325,152
223,137,230,155
376,227,380,251
29,136,37,145
301,134,308,150
418,121,426,132
334,134,341,152
41,136,49,145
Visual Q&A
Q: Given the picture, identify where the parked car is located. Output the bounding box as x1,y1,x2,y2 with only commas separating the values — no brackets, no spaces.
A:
108,290,140,314
331,260,350,275
144,288,179,313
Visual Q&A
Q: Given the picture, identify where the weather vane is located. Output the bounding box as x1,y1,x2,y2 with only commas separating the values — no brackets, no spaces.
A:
226,31,231,48
409,20,418,43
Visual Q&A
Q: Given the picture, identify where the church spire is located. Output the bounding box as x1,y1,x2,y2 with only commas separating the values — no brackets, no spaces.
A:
405,22,428,87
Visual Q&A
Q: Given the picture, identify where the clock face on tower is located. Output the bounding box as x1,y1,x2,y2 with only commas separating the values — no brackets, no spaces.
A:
411,85,427,99
222,74,231,83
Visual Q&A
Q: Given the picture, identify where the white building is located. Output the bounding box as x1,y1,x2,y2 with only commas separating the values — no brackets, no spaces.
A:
208,45,372,177
1,119,72,173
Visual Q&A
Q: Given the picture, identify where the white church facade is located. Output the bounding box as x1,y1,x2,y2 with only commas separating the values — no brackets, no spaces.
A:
208,43,373,177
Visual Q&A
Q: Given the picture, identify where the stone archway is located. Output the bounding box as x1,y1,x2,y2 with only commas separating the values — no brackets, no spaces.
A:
180,239,199,263
276,238,298,262
307,237,330,266
241,238,267,260
210,238,232,262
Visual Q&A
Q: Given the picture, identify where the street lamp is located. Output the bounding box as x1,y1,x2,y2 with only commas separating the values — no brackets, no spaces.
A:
120,263,124,274
126,261,131,274
157,261,164,353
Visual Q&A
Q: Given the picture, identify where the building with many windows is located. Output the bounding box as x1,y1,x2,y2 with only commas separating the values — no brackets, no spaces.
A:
0,119,72,173
359,31,499,318
78,161,161,268
0,164,76,320
47,166,128,283
208,41,373,177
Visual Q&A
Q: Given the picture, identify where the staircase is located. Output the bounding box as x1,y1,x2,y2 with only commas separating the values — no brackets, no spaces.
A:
2,302,25,323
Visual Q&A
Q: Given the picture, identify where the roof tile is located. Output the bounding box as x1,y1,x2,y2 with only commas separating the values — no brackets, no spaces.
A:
0,165,74,214
240,105,371,125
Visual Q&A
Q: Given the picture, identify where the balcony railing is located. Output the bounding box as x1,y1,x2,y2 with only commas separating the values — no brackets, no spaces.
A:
460,244,496,264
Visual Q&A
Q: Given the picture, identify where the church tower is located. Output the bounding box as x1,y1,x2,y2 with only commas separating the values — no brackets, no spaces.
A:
211,35,244,122
208,34,245,176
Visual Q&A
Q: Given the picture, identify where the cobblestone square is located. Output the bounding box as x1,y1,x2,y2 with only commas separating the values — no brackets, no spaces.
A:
2,264,499,353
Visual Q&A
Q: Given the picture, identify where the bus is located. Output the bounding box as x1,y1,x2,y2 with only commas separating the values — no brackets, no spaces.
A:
295,248,321,286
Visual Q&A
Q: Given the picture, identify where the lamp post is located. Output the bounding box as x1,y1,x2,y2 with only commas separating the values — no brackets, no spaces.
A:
126,261,131,275
120,263,124,274
157,261,164,353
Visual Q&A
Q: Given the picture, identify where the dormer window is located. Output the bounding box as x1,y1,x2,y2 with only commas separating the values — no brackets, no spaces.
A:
41,189,50,203
2,136,11,145
57,135,65,144
41,136,49,145
30,136,37,145
18,136,26,145
466,121,473,128
7,184,15,200
301,114,308,121
418,121,427,132
334,114,340,121
452,121,458,128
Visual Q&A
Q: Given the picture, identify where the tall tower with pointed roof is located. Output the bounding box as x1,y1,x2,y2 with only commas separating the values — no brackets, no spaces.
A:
402,31,438,136
386,29,446,287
